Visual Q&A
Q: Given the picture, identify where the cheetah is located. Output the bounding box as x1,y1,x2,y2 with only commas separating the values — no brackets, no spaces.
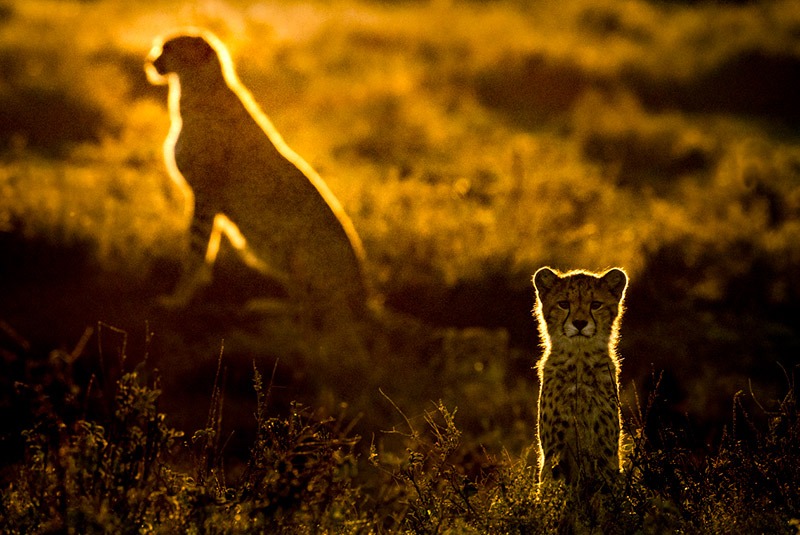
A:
532,267,628,492
145,29,368,321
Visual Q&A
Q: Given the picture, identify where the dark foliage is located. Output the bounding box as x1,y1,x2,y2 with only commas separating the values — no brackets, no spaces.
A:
1,333,797,533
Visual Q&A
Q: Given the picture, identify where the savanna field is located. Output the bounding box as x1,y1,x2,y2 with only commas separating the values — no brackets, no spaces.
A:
0,0,799,532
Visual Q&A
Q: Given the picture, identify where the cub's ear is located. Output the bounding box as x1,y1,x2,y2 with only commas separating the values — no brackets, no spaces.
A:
533,267,560,296
602,268,628,300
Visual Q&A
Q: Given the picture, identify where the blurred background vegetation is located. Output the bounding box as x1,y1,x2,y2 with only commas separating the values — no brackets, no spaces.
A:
0,0,798,487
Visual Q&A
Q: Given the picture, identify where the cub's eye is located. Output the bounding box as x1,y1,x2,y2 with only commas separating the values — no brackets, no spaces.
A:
557,301,570,310
590,301,603,310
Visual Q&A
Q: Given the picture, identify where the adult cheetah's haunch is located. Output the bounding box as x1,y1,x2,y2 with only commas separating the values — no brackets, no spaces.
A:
145,29,368,320
532,267,628,491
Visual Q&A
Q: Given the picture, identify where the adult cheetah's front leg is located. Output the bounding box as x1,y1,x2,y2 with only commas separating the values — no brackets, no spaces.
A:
159,213,291,309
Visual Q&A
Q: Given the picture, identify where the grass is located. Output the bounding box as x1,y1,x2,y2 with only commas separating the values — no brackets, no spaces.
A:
0,346,797,533
1,0,800,530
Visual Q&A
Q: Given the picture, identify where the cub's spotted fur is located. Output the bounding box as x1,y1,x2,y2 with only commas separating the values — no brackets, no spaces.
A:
532,267,628,490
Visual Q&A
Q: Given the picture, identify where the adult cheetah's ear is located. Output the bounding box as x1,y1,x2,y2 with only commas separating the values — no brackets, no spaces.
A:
533,267,560,296
602,268,628,300
187,36,217,65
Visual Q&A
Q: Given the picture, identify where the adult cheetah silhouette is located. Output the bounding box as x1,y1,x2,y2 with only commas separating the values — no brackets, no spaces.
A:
146,29,368,323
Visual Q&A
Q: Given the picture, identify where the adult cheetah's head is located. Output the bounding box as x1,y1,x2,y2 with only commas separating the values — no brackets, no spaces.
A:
146,30,225,84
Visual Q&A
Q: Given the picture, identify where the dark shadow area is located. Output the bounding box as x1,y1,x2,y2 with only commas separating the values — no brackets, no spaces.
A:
0,229,171,458
0,229,418,471
476,48,800,131
625,49,800,127
0,3,12,25
578,126,717,191
622,242,800,435
0,83,108,156
384,267,535,349
476,53,606,127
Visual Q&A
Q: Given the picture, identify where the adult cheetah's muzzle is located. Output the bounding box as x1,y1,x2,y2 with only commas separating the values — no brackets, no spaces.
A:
150,53,167,76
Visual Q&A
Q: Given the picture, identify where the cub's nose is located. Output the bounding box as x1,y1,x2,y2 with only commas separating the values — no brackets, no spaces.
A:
572,320,588,331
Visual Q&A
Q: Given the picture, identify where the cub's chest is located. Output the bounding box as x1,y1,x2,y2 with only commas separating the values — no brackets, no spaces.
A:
541,349,617,396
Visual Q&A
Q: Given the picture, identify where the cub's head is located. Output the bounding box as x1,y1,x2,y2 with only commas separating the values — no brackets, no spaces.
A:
533,267,627,347
146,29,227,85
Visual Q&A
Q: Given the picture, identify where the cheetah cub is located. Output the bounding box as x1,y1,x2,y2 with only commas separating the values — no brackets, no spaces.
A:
532,267,628,490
